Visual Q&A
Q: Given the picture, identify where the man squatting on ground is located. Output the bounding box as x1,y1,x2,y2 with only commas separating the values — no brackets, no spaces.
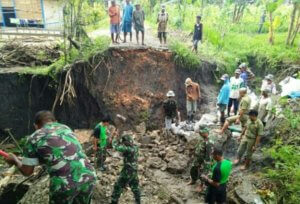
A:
5,111,96,204
185,78,201,123
163,90,181,137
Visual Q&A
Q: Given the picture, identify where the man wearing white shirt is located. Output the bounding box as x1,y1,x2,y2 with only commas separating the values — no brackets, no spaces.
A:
258,89,272,126
261,74,277,95
227,69,244,117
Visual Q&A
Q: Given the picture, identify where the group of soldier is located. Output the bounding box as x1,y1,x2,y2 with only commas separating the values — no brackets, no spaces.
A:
4,111,140,204
162,62,277,203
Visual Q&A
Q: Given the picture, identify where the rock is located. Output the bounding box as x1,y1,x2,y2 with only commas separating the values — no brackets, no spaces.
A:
147,157,167,170
194,114,218,131
166,154,189,174
139,135,154,145
135,122,146,135
234,178,264,204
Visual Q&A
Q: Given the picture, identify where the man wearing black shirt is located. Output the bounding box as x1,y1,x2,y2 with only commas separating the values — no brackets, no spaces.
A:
192,15,203,53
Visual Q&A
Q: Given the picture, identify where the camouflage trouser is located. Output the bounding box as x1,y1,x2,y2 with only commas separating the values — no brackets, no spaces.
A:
237,137,256,160
95,147,107,169
111,169,141,204
190,160,211,183
50,181,95,204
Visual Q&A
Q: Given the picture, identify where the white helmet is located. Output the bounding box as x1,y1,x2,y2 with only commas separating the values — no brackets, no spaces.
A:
166,90,175,97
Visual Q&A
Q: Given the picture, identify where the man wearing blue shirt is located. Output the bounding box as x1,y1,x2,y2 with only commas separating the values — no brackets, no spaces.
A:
217,74,230,124
122,0,133,43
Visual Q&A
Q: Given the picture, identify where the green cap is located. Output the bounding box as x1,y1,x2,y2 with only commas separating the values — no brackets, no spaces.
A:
199,127,210,134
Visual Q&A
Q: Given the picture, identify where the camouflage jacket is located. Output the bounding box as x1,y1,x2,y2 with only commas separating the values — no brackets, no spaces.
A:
193,136,212,166
112,139,139,172
22,122,96,193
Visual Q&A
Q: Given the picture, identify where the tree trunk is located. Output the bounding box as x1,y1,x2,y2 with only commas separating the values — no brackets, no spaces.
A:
269,12,274,44
258,10,266,33
290,9,300,45
286,3,298,45
233,4,237,22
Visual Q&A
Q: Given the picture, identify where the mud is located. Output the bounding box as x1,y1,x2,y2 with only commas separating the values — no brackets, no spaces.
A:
0,47,217,139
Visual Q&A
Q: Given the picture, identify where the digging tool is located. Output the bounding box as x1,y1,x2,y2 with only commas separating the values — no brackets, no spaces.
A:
4,128,23,154
0,149,9,158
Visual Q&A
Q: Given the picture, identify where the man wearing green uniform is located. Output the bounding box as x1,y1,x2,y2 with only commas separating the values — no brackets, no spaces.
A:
92,115,111,171
234,110,264,170
188,127,213,192
5,111,96,204
111,134,141,204
201,148,232,204
219,87,251,134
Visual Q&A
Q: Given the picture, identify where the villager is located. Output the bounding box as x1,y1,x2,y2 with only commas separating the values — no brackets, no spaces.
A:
217,74,230,124
92,115,112,171
228,69,244,116
219,87,251,134
239,63,255,87
109,0,121,44
188,127,213,193
163,90,181,137
133,3,145,45
192,15,203,53
111,134,141,204
201,148,232,204
122,0,133,43
234,110,264,170
261,74,277,95
4,111,96,204
185,78,201,123
257,89,272,126
157,5,168,45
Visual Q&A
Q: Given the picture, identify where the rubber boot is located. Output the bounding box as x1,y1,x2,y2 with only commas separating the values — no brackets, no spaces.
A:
191,114,195,123
187,115,191,124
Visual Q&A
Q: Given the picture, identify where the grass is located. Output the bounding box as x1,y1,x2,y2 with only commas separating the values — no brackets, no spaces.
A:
21,36,110,77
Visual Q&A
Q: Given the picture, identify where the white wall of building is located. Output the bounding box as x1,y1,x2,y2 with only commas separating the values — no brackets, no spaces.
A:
44,0,63,29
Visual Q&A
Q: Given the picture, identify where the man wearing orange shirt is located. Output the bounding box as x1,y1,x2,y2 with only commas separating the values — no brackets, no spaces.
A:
109,1,121,44
185,78,201,123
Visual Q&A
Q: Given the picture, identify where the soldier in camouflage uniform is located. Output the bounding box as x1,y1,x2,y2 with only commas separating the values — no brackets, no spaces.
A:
188,127,213,192
5,111,96,204
111,134,141,204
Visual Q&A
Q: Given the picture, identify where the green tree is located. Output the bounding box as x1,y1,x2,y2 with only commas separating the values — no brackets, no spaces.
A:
265,0,284,44
286,1,300,46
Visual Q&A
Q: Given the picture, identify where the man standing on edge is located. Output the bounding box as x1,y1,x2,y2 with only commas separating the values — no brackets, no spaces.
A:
234,110,264,170
5,111,96,204
111,134,141,204
185,78,201,123
157,5,168,46
192,15,203,53
163,90,181,138
239,63,255,87
92,115,111,171
201,148,232,204
217,74,230,124
109,0,121,44
133,3,145,45
122,0,133,43
218,87,251,134
228,69,243,117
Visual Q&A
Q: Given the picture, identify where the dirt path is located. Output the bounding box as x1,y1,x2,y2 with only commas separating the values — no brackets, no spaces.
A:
89,24,167,50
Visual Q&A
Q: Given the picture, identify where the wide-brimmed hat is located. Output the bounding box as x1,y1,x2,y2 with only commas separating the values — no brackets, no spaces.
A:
185,78,193,86
239,63,247,69
235,69,241,74
220,74,229,80
239,87,247,92
166,90,175,97
265,74,274,81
